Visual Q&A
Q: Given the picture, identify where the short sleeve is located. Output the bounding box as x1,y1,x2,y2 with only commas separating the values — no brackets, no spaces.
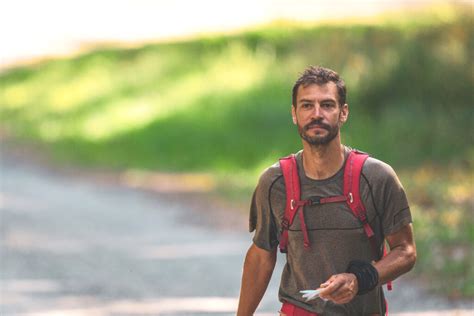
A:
365,159,412,237
249,171,279,251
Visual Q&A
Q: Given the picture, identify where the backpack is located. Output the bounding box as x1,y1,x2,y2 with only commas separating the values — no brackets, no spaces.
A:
278,149,392,291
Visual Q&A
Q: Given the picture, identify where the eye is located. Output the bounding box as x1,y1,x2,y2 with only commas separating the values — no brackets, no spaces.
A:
322,102,334,108
302,103,312,109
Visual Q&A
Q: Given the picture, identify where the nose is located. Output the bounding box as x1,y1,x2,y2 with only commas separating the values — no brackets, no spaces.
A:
311,104,323,118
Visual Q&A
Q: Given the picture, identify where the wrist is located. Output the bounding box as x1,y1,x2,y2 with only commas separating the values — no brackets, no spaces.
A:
346,260,379,295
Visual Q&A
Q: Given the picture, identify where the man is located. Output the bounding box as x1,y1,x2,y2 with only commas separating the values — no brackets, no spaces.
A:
237,66,416,315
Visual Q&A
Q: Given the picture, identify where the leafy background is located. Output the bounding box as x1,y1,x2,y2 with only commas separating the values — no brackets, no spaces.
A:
1,4,472,297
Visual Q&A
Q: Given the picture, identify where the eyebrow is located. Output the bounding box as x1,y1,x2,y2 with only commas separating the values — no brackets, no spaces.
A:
319,98,337,104
298,98,336,104
298,98,315,103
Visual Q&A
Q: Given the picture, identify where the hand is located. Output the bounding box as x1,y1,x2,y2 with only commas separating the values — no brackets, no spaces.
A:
318,273,358,304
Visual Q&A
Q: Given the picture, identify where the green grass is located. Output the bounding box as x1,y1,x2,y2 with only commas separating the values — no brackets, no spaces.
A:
1,6,472,173
0,4,473,297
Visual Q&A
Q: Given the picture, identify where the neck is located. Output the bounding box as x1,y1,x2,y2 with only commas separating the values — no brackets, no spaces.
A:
302,138,345,180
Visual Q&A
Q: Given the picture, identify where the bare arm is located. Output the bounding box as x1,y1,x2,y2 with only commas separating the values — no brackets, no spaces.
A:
237,243,277,316
319,223,417,304
374,223,417,285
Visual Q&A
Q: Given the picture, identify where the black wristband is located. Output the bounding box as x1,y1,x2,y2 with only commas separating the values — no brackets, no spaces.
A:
346,260,379,295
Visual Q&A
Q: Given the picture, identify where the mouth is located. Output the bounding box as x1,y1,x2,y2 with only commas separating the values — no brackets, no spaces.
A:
305,124,328,132
309,125,325,130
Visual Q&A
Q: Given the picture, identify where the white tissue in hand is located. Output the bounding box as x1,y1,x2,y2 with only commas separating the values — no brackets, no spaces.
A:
299,288,323,301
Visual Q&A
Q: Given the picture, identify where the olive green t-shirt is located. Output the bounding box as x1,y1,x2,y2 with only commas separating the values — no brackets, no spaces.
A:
249,147,412,315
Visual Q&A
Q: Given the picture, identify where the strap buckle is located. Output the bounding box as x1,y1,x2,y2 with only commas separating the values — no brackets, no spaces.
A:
309,196,321,205
348,192,354,204
290,199,296,210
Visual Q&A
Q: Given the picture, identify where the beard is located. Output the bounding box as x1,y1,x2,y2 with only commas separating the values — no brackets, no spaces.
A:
298,119,340,146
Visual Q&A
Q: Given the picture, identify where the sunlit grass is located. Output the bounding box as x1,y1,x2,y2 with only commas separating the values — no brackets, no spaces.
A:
2,41,276,143
1,5,471,170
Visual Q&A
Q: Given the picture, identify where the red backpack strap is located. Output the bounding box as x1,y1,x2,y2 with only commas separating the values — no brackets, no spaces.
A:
279,155,310,253
343,151,376,250
344,150,393,291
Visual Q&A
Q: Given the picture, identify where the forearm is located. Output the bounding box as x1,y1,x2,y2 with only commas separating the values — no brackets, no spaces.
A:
374,233,416,285
320,224,416,303
237,244,276,316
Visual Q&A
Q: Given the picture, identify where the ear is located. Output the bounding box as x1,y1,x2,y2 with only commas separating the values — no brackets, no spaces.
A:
339,103,349,123
291,105,297,124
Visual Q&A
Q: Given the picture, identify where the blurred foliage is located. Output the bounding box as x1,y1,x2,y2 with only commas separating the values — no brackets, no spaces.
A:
404,167,473,298
0,4,473,297
1,5,472,173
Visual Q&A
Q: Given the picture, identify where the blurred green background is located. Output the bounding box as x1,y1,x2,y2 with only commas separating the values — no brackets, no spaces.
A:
1,4,473,298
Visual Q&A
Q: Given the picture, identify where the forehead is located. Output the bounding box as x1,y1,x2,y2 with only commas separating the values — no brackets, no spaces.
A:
296,82,339,103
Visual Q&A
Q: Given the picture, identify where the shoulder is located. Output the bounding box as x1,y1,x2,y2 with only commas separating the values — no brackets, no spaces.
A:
361,155,402,187
255,150,301,193
256,160,283,192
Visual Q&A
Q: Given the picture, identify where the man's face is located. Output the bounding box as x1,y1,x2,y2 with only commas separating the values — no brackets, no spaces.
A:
291,82,348,146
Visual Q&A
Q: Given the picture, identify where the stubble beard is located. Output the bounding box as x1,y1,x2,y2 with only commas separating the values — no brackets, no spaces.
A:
298,119,340,146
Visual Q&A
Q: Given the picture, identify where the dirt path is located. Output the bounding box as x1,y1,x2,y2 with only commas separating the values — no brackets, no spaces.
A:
0,151,472,315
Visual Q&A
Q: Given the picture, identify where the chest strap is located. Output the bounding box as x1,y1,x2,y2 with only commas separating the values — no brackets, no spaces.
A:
278,151,372,252
278,150,392,291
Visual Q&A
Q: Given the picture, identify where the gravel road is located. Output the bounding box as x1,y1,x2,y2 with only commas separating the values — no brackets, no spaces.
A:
0,152,472,315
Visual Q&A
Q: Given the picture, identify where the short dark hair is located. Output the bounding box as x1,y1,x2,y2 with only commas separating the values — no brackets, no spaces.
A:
292,66,346,107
